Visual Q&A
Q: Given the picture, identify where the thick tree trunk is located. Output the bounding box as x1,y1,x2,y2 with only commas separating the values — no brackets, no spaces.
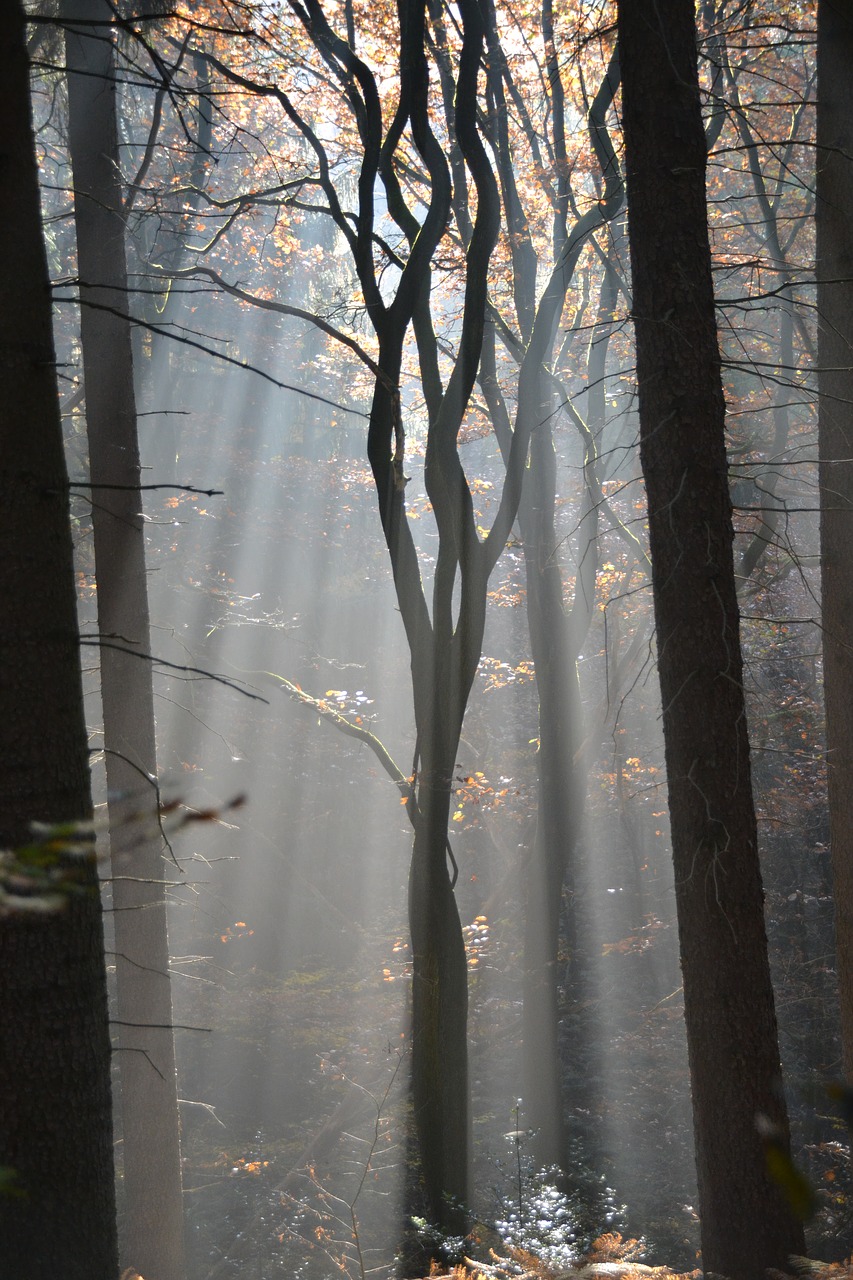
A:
0,8,118,1276
64,3,186,1276
617,2,805,1275
817,0,853,1084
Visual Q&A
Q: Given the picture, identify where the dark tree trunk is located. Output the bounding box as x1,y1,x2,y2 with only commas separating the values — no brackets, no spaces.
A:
359,0,511,1236
817,0,853,1084
408,750,470,1231
0,8,118,1276
369,340,490,1236
186,0,522,1242
617,2,805,1275
64,3,186,1276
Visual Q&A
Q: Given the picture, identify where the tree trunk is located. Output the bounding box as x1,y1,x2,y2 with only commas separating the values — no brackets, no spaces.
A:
476,39,621,1175
0,8,118,1276
128,45,213,483
617,2,805,1275
817,0,853,1084
408,753,470,1232
64,3,186,1276
519,396,586,1171
359,0,510,1236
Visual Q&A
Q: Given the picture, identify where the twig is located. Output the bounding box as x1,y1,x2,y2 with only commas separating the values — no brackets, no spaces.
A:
80,637,269,703
67,482,224,496
53,293,369,419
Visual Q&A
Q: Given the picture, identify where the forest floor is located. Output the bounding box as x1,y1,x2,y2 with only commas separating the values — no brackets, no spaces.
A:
433,1250,853,1280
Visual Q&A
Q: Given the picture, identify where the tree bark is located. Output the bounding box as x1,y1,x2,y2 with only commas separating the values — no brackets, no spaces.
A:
408,743,471,1233
0,8,118,1276
617,2,805,1275
817,0,853,1085
64,3,186,1276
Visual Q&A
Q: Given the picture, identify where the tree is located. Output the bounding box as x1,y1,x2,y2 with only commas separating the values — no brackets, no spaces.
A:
151,0,535,1233
717,22,813,586
475,26,623,1168
617,1,805,1274
817,0,853,1084
139,0,560,1239
124,32,214,483
0,6,118,1276
299,0,624,1178
352,0,523,1229
62,2,187,1276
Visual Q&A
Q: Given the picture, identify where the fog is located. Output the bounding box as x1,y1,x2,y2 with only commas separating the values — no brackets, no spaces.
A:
108,265,697,1273
29,3,846,1277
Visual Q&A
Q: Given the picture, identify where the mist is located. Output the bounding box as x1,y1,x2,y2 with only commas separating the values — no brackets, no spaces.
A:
15,2,848,1278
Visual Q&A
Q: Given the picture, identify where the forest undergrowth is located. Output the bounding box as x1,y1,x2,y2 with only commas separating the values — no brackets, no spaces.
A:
172,899,853,1280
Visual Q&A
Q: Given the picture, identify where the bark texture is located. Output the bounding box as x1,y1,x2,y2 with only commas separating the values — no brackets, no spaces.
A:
0,8,118,1276
64,2,186,1275
617,2,805,1275
817,0,853,1084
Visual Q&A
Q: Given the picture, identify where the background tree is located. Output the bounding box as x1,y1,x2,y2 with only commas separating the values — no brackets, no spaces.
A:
718,25,812,585
617,0,805,1274
0,5,118,1275
124,30,214,483
476,27,623,1170
62,2,186,1276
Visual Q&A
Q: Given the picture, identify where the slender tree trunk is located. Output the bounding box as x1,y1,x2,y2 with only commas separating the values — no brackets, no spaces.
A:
722,50,803,587
519,384,586,1170
480,331,577,1173
480,41,621,1174
368,344,477,1241
408,742,470,1231
0,8,117,1275
521,641,584,1170
360,0,508,1235
817,0,853,1084
129,46,213,482
64,3,185,1276
617,2,805,1275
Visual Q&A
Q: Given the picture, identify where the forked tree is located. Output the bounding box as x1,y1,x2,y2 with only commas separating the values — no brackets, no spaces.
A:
617,0,805,1274
166,0,536,1231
